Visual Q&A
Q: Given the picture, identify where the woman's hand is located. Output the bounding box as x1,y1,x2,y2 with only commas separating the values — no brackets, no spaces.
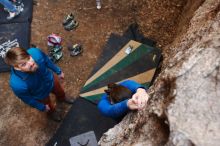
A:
128,88,149,110
127,97,139,110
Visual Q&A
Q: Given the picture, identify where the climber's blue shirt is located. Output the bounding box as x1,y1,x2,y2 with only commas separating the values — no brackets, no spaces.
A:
98,80,145,119
9,48,62,111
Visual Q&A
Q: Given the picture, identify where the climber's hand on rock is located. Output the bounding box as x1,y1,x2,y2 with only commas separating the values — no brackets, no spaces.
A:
127,97,139,110
132,88,149,110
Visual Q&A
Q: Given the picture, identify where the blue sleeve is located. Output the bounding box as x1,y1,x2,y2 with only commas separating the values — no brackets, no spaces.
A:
98,80,146,119
41,50,62,75
120,80,146,94
11,86,46,111
98,94,129,119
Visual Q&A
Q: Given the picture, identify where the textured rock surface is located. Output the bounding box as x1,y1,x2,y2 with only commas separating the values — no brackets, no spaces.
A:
99,0,220,145
99,110,169,146
165,0,220,145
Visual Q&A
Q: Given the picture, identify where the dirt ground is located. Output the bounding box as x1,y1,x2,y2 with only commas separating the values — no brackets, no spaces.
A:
0,0,186,145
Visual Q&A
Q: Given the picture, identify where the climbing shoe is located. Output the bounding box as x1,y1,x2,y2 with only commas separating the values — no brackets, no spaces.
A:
15,4,24,12
64,20,79,31
7,10,21,20
48,110,62,122
49,45,63,54
12,0,24,12
69,44,83,56
63,13,74,26
49,51,63,63
68,43,81,51
47,34,62,47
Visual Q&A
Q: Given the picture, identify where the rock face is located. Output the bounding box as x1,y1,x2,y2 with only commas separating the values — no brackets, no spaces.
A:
99,0,220,146
165,0,220,145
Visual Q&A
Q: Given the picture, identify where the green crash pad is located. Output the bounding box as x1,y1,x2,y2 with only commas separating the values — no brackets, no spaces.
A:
80,40,161,103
